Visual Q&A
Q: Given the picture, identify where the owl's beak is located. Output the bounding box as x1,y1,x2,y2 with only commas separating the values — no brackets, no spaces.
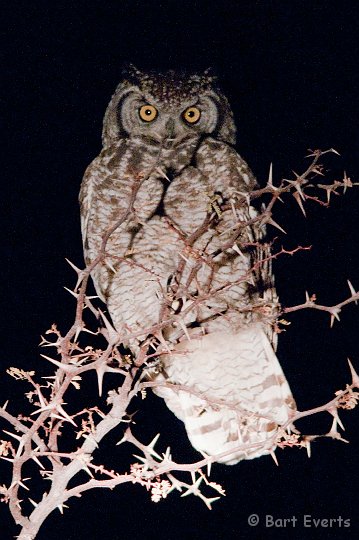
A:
165,118,175,140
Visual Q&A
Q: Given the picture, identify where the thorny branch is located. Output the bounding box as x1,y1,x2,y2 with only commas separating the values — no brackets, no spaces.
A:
0,149,358,539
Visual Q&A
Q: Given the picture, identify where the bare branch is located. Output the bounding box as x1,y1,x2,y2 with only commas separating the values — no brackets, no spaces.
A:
1,149,358,538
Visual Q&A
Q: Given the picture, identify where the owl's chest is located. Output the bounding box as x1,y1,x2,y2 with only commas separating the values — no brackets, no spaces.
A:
92,140,210,236
134,166,209,233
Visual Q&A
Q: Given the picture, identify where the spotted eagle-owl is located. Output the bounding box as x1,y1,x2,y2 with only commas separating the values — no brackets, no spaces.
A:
79,65,296,464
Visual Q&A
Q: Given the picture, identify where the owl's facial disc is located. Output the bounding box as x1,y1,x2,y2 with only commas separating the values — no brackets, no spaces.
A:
103,71,237,146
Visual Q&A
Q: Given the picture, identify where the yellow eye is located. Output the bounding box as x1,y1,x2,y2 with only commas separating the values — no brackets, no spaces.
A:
182,106,201,124
139,104,158,122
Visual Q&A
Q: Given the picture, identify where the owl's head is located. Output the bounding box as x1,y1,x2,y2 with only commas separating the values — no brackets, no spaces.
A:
102,65,236,148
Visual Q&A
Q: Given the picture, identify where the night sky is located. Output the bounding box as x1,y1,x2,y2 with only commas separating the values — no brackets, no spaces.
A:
2,1,359,539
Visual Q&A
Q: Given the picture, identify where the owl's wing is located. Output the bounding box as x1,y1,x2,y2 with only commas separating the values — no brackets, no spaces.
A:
79,139,162,309
79,139,140,262
153,324,295,464
196,137,258,194
79,152,113,303
79,163,95,258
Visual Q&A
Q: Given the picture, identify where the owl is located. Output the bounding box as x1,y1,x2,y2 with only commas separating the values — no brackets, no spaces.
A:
79,65,296,465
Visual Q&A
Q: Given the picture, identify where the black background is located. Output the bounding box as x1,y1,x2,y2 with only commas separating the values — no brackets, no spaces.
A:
1,1,359,539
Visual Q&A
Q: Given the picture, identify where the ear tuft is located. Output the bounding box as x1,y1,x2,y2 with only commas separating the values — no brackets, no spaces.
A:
121,63,142,83
203,67,218,83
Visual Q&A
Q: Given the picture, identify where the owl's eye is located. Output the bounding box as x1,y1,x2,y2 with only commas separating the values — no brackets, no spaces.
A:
182,106,201,124
139,105,158,122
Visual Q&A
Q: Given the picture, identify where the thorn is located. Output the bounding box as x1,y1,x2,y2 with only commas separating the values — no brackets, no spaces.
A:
337,435,350,444
156,167,171,182
181,476,203,497
50,413,68,422
167,476,183,493
198,450,212,476
82,326,99,335
270,450,279,466
330,148,340,156
305,291,310,302
116,432,128,446
148,433,160,451
347,359,359,388
245,276,255,287
267,163,273,186
99,310,118,344
2,430,23,443
31,403,54,415
65,258,82,274
305,440,311,458
329,407,345,431
2,400,9,410
305,149,318,158
65,260,86,291
178,251,190,263
267,217,287,234
82,464,94,478
232,244,247,259
311,167,325,177
177,319,191,341
40,355,76,372
96,363,107,397
203,496,221,509
31,454,45,469
39,340,58,348
105,260,117,273
330,311,341,328
81,434,99,448
293,191,306,217
56,405,77,426
63,287,79,299
0,456,14,463
327,418,349,443
132,454,148,465
29,499,38,508
17,443,26,460
293,179,306,199
74,324,83,343
36,388,48,409
156,331,172,354
57,503,69,514
162,447,172,462
347,280,358,304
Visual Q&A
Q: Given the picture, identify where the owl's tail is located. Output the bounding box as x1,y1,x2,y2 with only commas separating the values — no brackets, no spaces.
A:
153,325,296,464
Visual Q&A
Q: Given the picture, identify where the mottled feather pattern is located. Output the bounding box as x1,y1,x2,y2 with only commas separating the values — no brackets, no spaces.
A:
80,67,296,464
